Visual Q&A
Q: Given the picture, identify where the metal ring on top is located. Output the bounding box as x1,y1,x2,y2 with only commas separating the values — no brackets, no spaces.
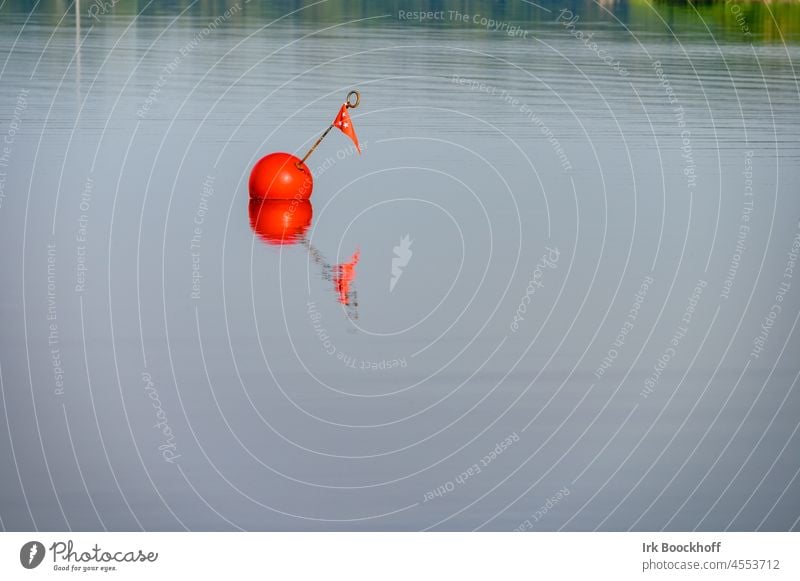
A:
346,90,360,109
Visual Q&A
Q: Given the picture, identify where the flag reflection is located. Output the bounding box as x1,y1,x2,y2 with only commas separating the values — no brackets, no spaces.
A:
249,198,359,319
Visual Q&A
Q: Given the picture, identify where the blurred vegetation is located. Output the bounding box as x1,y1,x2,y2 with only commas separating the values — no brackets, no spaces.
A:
2,0,799,42
642,0,800,42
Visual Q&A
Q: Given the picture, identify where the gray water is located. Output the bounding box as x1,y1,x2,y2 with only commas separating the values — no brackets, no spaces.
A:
1,0,799,531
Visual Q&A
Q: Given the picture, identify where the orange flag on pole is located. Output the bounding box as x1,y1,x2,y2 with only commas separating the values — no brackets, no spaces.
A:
332,103,360,153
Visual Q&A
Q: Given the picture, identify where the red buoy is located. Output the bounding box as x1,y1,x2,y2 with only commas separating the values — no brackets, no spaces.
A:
248,91,361,200
249,152,313,200
249,198,312,245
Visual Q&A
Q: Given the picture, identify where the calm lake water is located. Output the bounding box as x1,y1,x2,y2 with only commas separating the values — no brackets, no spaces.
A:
1,0,799,531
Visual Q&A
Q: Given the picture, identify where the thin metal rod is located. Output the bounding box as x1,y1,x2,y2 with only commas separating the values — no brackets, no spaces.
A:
296,90,360,169
297,124,334,168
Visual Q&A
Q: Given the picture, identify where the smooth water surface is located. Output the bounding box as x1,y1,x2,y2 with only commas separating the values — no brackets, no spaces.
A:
1,0,799,530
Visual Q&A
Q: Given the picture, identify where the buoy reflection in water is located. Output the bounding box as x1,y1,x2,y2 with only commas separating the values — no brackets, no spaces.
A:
249,199,360,319
248,198,312,245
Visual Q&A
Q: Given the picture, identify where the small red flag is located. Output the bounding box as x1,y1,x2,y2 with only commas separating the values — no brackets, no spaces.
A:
332,104,360,153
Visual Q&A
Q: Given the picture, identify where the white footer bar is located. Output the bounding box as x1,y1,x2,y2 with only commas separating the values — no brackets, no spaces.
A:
1,532,797,580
